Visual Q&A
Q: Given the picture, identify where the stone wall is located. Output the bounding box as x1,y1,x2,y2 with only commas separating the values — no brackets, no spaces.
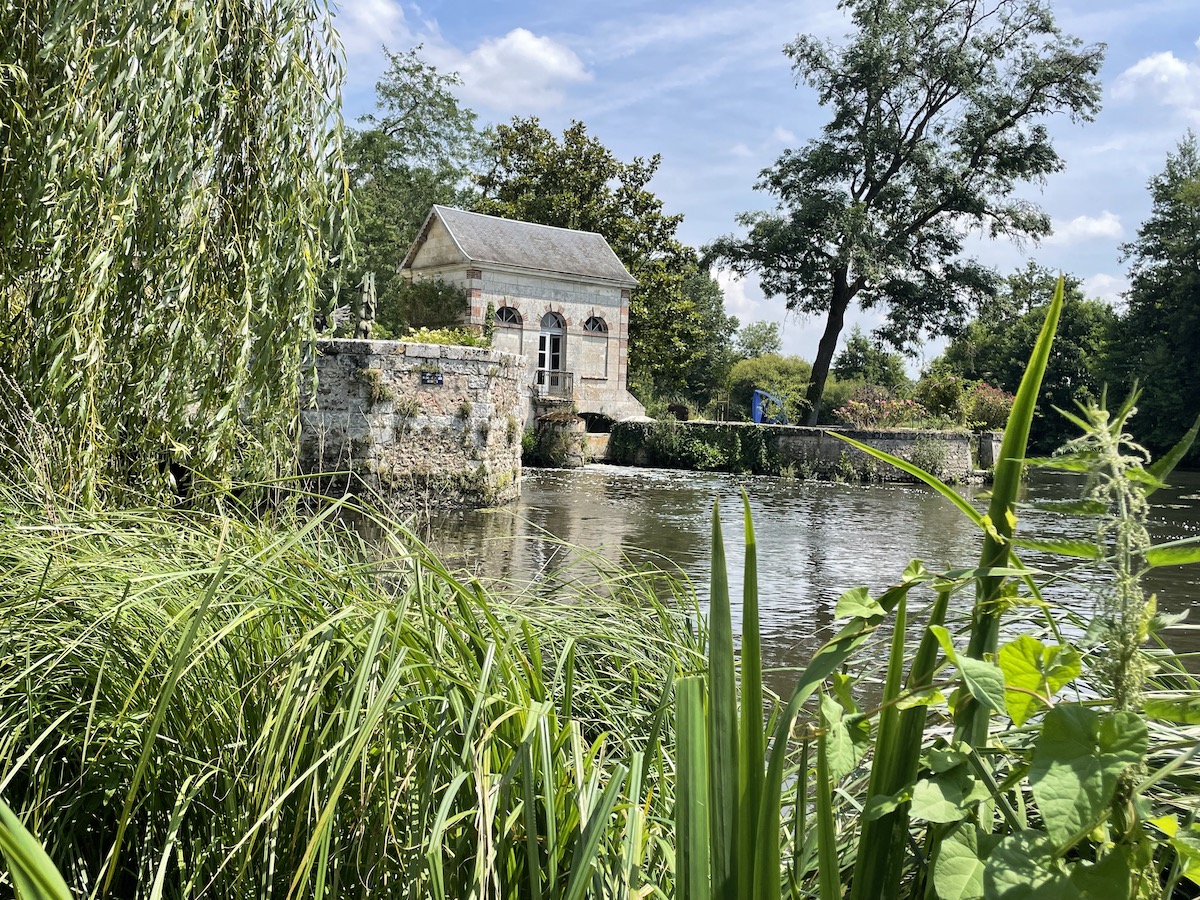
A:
300,339,525,508
608,420,985,482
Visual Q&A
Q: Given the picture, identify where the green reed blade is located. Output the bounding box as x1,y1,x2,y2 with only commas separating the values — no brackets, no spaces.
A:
0,797,73,900
102,555,229,895
564,762,628,900
738,493,765,900
1146,413,1200,496
849,591,910,900
755,579,913,898
850,584,952,900
960,275,1064,745
427,771,471,900
815,693,840,900
519,742,544,900
677,675,711,900
621,751,645,897
708,502,739,897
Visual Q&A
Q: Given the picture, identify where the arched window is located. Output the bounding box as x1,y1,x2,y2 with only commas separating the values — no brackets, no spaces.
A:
583,316,608,334
495,306,521,326
540,312,565,331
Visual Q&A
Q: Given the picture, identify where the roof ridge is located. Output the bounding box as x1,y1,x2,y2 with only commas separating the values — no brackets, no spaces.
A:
432,205,608,240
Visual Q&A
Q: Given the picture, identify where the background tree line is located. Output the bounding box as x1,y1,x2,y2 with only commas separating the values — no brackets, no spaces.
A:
349,39,1197,463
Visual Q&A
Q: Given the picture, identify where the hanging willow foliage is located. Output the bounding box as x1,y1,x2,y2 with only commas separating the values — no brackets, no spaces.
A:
0,0,350,506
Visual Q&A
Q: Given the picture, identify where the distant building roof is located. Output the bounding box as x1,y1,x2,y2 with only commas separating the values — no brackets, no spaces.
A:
402,205,637,287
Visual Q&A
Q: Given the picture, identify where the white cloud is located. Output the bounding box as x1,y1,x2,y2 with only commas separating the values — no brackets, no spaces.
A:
715,270,761,319
730,143,754,158
1044,210,1123,245
335,0,410,59
1081,273,1131,306
1111,48,1200,120
772,126,797,144
435,29,591,113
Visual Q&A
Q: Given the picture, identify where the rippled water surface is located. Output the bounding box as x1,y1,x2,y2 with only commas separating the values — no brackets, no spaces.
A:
423,465,1200,689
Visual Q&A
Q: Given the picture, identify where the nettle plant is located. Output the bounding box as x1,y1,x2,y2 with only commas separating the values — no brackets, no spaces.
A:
679,279,1200,899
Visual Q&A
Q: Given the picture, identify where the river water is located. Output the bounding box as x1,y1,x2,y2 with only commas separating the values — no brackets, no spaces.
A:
423,465,1200,691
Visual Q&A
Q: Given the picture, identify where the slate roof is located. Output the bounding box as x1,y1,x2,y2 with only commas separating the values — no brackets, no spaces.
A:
402,205,637,287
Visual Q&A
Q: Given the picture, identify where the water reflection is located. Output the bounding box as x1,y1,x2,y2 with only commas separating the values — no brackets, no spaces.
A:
422,465,1200,691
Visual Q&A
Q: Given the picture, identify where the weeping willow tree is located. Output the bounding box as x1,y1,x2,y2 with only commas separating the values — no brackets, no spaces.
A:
0,0,351,505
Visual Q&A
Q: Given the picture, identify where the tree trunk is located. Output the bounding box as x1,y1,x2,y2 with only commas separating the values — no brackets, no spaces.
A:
805,268,853,425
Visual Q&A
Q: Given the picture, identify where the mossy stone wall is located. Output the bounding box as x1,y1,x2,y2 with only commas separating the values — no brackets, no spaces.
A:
300,339,525,507
608,420,982,482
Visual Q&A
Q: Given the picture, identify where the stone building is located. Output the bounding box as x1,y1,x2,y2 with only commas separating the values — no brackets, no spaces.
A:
400,206,646,425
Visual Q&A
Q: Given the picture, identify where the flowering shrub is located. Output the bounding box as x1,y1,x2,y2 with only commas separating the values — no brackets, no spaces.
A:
968,381,1014,429
835,385,931,429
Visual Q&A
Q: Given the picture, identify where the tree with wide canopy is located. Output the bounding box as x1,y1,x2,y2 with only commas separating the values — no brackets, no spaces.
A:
706,0,1104,423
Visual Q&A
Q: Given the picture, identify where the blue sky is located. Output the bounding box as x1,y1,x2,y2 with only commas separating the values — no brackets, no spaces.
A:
334,0,1200,368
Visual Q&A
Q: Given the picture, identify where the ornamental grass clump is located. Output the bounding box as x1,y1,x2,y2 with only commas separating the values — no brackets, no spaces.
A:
0,493,703,898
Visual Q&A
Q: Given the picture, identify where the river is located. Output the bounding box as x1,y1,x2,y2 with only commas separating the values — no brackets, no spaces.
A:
423,464,1200,691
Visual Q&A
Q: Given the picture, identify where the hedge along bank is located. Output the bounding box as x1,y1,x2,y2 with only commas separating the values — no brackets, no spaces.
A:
608,419,999,482
300,338,525,507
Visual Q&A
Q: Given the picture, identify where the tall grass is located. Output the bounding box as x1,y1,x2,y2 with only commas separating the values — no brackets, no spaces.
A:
0,493,703,897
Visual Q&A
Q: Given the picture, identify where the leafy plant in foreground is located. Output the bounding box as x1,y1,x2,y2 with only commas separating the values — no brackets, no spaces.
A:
681,277,1200,898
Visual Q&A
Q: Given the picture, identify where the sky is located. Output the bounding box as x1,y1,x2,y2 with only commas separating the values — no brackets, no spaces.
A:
333,0,1200,370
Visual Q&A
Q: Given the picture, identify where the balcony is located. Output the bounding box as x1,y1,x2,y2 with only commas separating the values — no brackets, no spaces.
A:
534,369,573,400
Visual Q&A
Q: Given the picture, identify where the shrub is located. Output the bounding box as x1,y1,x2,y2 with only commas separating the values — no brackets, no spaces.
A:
968,381,1014,429
913,371,974,424
727,354,812,421
835,385,930,429
404,326,490,347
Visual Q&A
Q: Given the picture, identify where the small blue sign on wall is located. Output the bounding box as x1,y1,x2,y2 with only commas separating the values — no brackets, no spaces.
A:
420,372,443,386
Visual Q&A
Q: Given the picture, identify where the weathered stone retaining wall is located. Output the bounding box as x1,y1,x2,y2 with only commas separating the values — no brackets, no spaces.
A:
608,420,985,482
300,339,525,507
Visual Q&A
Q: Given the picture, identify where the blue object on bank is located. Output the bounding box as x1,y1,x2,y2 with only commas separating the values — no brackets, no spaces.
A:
752,389,788,425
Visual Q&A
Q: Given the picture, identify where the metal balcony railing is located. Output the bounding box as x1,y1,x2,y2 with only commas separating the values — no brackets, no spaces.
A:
534,369,573,399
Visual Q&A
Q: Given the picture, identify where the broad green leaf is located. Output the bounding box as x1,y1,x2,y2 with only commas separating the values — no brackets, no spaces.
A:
1144,695,1200,725
1066,846,1134,899
1022,453,1101,472
835,585,883,619
934,824,986,900
1125,467,1168,490
927,746,969,774
910,768,987,823
896,687,945,709
983,831,1073,900
1029,706,1147,846
1146,537,1200,568
1169,824,1200,885
958,656,1007,713
998,636,1081,726
820,693,868,780
862,790,910,821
